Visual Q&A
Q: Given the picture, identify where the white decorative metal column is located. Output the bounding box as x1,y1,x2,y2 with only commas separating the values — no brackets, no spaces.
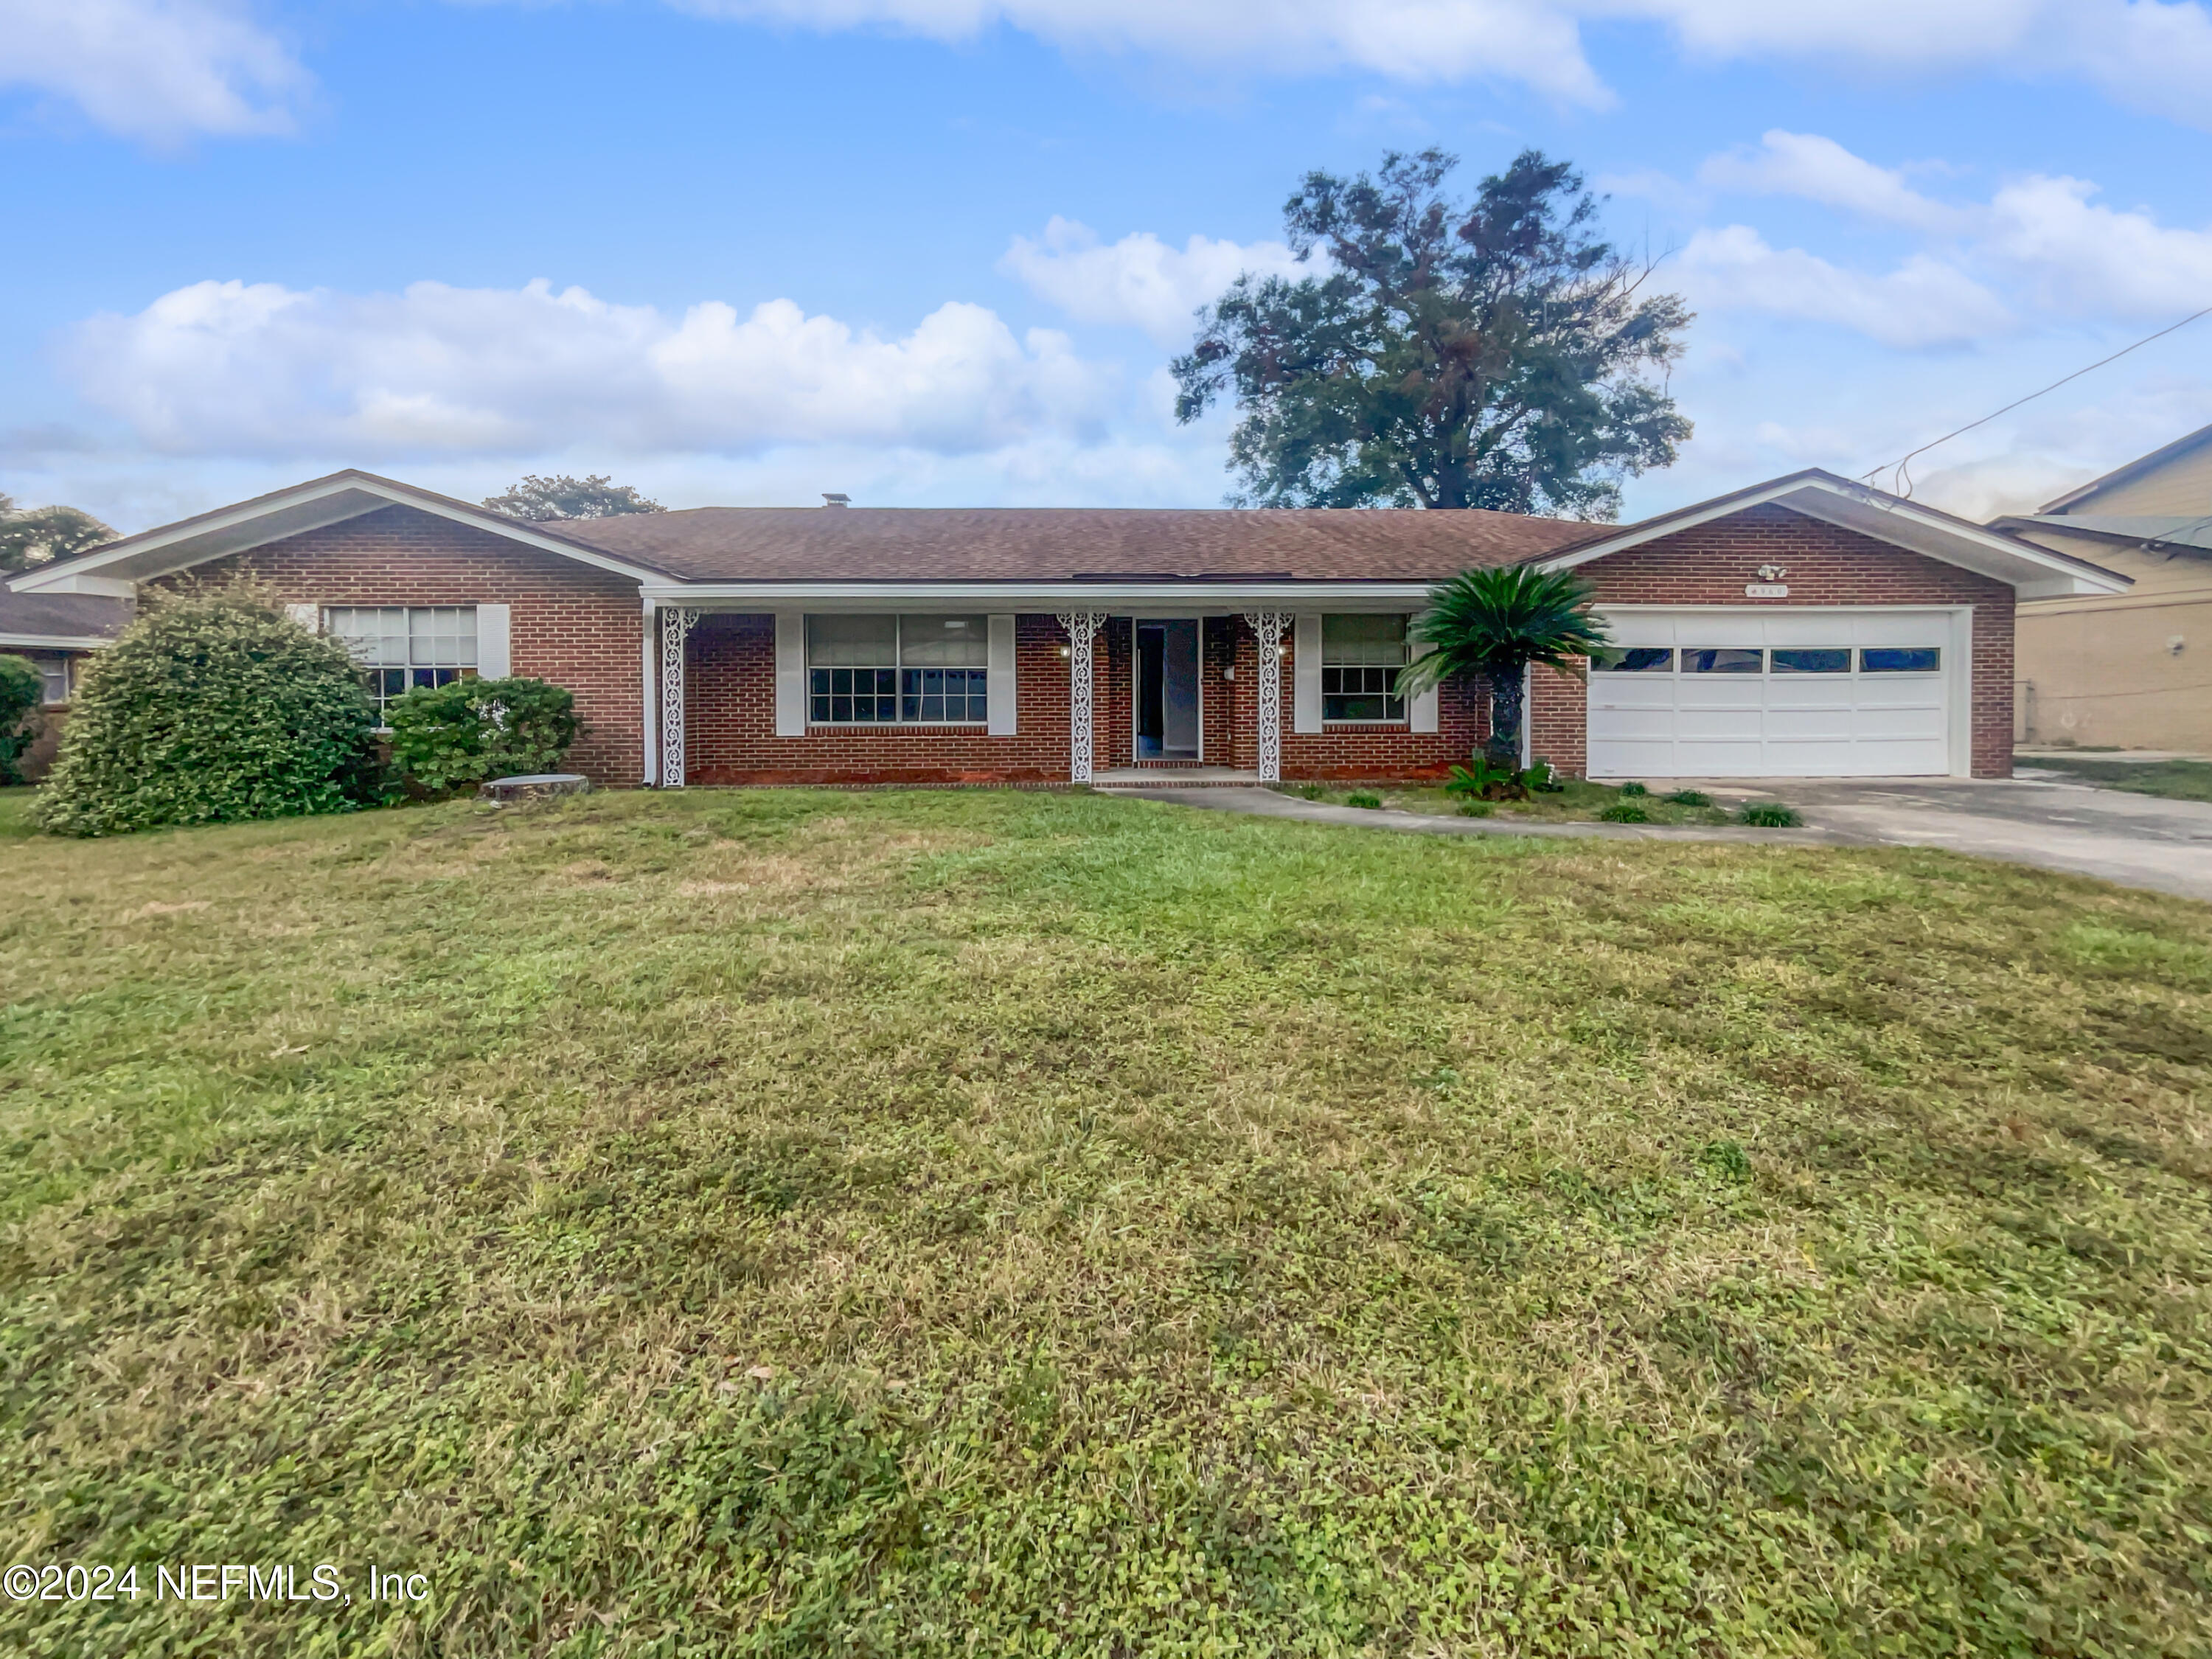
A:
658,606,700,787
1055,611,1106,782
1242,611,1290,782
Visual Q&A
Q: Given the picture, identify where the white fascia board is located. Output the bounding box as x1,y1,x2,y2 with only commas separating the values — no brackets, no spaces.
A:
0,633,114,651
7,573,136,597
1537,476,2131,597
9,476,664,593
637,581,1439,611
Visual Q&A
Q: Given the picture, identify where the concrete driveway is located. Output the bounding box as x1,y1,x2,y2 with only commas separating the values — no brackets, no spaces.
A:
1105,775,2212,902
1667,775,2212,902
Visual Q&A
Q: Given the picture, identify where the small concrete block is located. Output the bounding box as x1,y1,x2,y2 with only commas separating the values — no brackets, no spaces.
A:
479,773,591,803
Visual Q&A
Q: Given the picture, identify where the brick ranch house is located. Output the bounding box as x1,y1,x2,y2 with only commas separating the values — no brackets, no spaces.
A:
6,468,2126,788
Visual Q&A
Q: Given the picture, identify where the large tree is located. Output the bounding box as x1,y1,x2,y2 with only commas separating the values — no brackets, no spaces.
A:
483,474,667,523
0,494,114,574
1173,149,1692,518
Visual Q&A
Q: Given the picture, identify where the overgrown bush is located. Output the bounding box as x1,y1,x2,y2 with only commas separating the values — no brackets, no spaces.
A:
1346,790,1383,810
1598,800,1650,823
1443,753,1561,802
386,676,580,796
1739,801,1803,828
35,589,380,837
0,654,40,784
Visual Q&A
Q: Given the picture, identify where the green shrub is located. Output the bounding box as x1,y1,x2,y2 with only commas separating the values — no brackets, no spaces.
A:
1444,754,1561,803
35,589,379,837
1739,801,1802,828
0,654,41,785
1346,790,1383,810
1618,781,1649,798
1599,801,1650,823
1663,789,1711,807
386,675,580,796
1458,800,1494,818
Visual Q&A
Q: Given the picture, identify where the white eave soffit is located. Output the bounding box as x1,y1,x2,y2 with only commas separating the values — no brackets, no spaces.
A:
1537,476,2129,597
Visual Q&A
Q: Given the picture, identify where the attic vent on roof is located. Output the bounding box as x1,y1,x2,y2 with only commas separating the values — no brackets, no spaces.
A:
821,493,851,508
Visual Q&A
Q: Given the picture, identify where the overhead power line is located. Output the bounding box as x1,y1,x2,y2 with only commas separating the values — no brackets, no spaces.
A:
1862,302,2212,498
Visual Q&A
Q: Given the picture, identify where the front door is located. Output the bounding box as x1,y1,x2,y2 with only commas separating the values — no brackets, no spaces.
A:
1135,619,1200,760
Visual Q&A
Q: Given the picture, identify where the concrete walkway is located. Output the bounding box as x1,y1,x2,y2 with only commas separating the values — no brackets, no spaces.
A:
1099,776,2212,902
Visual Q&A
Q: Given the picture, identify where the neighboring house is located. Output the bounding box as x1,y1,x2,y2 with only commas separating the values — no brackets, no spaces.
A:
0,589,131,779
5,469,2122,787
1995,422,2212,751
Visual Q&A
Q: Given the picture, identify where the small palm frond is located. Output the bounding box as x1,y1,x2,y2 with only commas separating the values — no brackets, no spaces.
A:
1399,565,1610,692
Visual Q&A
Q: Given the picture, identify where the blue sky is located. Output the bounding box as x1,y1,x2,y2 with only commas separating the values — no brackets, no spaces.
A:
6,0,2212,532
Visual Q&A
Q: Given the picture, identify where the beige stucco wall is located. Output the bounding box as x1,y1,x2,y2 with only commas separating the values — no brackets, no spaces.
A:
2014,527,2212,751
2055,439,2212,516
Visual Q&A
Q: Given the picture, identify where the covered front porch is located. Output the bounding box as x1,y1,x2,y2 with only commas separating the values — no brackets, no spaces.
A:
641,604,1305,787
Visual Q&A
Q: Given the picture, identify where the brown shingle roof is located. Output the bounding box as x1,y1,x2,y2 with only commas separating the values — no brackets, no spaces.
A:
551,507,1607,582
0,591,132,642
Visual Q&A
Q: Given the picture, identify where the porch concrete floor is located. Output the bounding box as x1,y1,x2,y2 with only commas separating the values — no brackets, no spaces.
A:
1091,767,1262,786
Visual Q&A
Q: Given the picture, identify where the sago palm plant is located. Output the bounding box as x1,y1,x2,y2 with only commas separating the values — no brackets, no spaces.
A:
1399,565,1610,767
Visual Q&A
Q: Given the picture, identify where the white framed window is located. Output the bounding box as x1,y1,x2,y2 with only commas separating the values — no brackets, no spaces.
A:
35,655,70,706
1321,614,1408,722
807,615,989,725
324,606,478,718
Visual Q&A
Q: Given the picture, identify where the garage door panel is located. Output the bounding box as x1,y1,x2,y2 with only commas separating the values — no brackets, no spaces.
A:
1587,608,1956,779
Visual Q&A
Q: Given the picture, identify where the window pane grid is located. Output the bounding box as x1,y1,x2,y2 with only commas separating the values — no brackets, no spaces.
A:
1321,615,1408,720
325,605,479,719
1322,664,1404,722
804,616,990,723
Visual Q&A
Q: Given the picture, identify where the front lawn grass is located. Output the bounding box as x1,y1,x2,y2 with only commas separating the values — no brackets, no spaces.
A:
2,787,2209,1655
2024,754,2212,803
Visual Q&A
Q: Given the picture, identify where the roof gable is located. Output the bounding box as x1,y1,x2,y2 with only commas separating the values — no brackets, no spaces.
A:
6,470,671,596
2040,422,2212,515
1537,470,2128,599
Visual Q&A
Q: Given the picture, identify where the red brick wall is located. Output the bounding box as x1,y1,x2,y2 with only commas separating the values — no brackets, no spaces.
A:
685,613,1077,784
170,506,647,785
1528,505,2016,779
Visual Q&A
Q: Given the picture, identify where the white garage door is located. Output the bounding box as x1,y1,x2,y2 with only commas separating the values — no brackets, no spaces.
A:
1587,609,1961,779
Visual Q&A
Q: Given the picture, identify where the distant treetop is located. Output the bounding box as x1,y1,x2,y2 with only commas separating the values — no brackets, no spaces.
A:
483,474,667,523
0,494,116,574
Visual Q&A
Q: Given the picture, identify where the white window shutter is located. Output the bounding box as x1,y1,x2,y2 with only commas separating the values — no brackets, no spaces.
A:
284,603,319,632
775,612,806,737
476,603,511,680
987,614,1018,735
1293,614,1323,732
1408,625,1439,734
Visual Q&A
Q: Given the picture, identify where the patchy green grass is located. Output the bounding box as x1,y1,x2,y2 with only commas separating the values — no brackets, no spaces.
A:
1281,777,1736,826
1,787,2209,1656
0,786,37,840
2024,754,2212,803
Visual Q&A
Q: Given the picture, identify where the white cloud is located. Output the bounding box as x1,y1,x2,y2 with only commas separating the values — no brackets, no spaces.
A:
0,0,306,142
1691,133,2212,334
1674,226,2011,349
1982,175,2212,319
1697,131,1963,233
64,277,1122,459
681,0,1611,100
664,0,2212,128
999,218,1308,347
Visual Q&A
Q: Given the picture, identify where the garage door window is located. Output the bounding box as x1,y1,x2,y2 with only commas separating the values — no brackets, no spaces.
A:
1593,647,1674,672
1684,648,1763,674
1862,647,1941,673
1771,648,1850,673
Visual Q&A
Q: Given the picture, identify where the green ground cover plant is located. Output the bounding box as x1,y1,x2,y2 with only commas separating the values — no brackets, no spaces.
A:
2026,754,2212,803
1283,776,1733,826
0,787,2208,1655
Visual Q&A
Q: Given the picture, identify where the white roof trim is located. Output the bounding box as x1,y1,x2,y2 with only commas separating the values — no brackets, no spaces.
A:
640,580,1439,610
7,473,666,594
0,632,114,651
1534,473,2129,597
